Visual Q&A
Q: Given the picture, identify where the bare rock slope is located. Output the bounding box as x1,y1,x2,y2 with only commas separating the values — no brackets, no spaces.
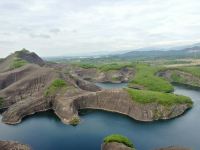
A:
102,142,133,150
0,140,31,150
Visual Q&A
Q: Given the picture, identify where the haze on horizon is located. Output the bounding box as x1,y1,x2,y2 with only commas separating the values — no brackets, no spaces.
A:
0,0,200,57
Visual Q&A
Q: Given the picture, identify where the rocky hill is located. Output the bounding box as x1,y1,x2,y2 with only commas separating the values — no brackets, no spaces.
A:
0,49,45,73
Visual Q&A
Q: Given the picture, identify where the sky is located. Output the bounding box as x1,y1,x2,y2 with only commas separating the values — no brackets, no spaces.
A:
0,0,200,57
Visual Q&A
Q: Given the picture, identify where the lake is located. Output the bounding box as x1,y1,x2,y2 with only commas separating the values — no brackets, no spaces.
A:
0,83,199,150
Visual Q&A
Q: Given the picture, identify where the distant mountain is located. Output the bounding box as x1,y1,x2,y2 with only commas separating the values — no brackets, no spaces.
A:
115,45,200,60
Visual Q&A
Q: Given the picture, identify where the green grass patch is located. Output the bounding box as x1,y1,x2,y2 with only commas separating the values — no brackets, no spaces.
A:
104,134,135,149
10,58,27,69
126,88,193,106
128,64,173,93
78,63,97,69
44,79,67,97
171,72,187,83
98,63,133,72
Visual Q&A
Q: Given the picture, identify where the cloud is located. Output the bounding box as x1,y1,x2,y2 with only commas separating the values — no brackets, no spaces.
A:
0,0,200,57
29,33,51,39
49,28,61,34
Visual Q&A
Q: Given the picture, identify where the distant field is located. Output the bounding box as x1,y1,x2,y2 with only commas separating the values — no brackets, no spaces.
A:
164,59,200,67
77,62,134,72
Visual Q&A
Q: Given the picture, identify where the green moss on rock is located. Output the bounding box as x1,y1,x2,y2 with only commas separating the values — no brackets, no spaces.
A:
10,58,27,69
126,88,193,107
104,134,135,149
44,79,67,97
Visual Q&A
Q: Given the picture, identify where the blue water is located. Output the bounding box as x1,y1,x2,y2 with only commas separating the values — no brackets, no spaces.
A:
95,82,128,89
0,85,199,150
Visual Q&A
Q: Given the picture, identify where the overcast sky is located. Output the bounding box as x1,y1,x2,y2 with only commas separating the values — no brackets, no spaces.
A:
0,0,200,57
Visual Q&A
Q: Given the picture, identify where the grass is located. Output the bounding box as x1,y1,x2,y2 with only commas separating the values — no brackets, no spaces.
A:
104,134,135,149
170,72,187,83
177,66,200,78
128,64,173,93
126,88,193,107
10,58,27,69
78,62,134,72
78,63,96,69
44,79,67,97
69,116,80,126
98,63,133,72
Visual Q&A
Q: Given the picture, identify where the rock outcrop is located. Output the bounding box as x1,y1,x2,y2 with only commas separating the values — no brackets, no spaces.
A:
69,73,101,92
2,97,51,124
101,142,133,150
16,50,45,66
0,64,57,109
158,69,200,88
0,49,45,73
53,89,191,124
74,67,135,83
0,140,31,150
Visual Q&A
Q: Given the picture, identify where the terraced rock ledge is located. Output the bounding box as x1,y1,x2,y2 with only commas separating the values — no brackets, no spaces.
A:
1,87,192,125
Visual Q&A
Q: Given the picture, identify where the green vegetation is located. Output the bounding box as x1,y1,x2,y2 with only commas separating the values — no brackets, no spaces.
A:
98,63,133,72
104,134,135,149
126,88,193,106
78,62,134,72
78,63,96,69
69,116,80,126
10,58,27,69
0,97,3,107
171,72,187,83
44,79,67,97
128,64,173,93
177,66,200,78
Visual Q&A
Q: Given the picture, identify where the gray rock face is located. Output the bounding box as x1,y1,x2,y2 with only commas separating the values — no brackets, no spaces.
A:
17,50,45,66
54,89,191,124
2,97,51,124
70,73,101,92
102,142,133,150
0,64,57,109
158,69,200,87
0,140,31,150
74,67,135,83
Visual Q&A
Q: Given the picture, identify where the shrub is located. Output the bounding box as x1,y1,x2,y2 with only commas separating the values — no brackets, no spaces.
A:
69,116,80,126
104,134,135,149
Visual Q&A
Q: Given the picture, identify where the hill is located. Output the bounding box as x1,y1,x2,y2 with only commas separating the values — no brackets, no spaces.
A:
0,49,45,73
